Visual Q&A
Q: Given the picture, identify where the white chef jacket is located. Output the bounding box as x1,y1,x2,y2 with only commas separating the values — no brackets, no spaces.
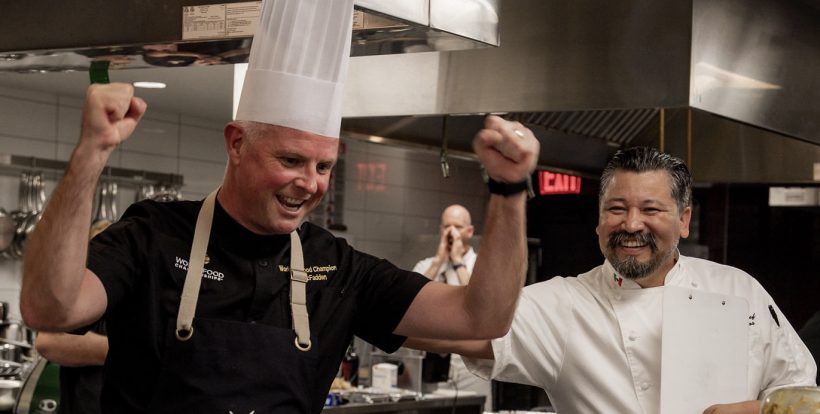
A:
412,247,492,410
412,247,476,286
465,255,817,414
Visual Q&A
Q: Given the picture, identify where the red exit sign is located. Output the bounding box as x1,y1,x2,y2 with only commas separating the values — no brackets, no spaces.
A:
539,171,582,195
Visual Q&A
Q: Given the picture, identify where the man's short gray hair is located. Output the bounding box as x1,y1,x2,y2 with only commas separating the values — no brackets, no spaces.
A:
599,147,692,213
232,120,271,141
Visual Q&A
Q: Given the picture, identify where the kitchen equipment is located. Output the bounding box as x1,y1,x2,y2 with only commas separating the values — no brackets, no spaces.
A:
150,185,181,203
0,322,33,346
134,183,155,202
760,386,820,414
5,172,46,259
0,379,21,412
13,358,60,414
0,209,13,254
6,173,32,259
371,363,398,391
20,174,46,244
0,361,22,379
0,328,34,363
91,180,117,236
0,346,22,365
0,341,32,362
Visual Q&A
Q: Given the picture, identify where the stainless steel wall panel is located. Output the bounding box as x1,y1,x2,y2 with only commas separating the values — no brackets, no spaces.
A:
355,0,429,26
430,0,500,46
691,0,820,145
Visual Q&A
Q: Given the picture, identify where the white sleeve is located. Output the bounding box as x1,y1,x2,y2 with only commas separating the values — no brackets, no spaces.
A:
747,280,818,397
412,258,431,274
758,303,818,394
464,278,573,390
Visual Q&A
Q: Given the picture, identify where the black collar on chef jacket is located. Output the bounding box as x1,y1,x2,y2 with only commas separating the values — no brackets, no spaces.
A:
209,199,291,258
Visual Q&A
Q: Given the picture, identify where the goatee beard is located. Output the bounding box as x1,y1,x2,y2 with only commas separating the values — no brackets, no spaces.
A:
605,231,666,280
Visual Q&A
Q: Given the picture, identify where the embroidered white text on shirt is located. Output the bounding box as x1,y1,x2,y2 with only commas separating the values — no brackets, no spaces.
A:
278,264,335,281
174,256,225,282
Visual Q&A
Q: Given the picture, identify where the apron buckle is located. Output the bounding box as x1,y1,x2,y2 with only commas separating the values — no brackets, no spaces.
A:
176,327,194,341
294,336,312,352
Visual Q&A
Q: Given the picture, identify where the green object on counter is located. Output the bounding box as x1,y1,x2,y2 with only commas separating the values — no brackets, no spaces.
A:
89,61,110,84
15,360,60,414
29,362,60,413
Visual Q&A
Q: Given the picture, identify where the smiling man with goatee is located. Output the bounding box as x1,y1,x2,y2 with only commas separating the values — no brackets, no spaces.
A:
405,146,816,414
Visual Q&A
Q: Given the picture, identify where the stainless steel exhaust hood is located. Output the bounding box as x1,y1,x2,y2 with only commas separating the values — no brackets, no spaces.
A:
341,0,820,182
0,0,499,72
0,0,817,183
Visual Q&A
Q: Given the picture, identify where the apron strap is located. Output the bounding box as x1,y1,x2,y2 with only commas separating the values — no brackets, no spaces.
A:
290,232,312,351
175,189,218,341
175,188,312,352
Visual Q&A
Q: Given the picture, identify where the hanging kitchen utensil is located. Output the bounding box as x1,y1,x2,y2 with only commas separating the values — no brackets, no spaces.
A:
90,181,113,239
134,183,155,203
19,173,46,253
439,116,450,178
151,185,181,203
104,181,118,221
0,209,13,255
9,173,35,259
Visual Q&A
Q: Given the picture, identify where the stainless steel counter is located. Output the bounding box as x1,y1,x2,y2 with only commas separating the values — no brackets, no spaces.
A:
323,394,485,413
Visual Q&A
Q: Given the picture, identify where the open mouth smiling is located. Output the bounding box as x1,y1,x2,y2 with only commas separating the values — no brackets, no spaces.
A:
620,239,648,248
608,231,657,252
276,195,306,210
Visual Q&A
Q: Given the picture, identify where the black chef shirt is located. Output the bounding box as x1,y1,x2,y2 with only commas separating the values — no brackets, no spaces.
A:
58,321,106,414
87,199,429,412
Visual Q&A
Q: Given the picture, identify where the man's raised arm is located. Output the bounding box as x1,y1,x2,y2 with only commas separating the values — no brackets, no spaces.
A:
21,83,146,331
396,115,539,340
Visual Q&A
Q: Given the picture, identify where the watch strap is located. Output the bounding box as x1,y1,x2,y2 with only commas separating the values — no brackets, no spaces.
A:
488,176,535,198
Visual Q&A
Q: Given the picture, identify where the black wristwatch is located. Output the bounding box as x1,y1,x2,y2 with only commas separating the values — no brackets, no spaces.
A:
452,262,465,270
487,177,535,199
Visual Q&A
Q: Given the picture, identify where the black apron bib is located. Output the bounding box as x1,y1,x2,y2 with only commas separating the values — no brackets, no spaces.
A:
147,189,325,413
147,318,330,413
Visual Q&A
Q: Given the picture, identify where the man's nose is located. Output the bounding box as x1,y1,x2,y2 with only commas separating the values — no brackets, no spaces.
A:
623,208,645,233
295,169,319,193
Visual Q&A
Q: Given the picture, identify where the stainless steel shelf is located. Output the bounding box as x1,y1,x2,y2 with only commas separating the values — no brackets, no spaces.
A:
0,153,184,187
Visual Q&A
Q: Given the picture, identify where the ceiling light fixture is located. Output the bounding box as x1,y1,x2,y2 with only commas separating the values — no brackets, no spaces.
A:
133,81,167,89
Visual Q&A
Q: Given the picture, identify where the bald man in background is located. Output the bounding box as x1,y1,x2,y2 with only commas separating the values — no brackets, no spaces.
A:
413,204,492,409
414,205,476,285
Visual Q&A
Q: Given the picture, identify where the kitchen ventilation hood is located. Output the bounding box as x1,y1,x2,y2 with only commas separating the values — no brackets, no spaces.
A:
0,0,817,183
0,0,499,72
340,0,820,182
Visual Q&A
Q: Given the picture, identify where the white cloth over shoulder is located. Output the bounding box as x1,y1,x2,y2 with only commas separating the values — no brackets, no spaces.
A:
464,255,817,414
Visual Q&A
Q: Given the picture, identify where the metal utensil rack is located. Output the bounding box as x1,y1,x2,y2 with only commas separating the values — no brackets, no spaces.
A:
0,153,184,187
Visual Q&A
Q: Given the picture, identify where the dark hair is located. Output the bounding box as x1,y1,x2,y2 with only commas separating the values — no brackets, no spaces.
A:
599,147,692,213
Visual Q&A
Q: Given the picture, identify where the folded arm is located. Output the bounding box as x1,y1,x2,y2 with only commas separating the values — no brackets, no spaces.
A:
403,337,494,360
35,331,109,367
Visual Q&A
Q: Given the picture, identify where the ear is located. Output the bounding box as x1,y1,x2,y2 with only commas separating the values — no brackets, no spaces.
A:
224,122,244,165
465,225,475,239
679,206,692,239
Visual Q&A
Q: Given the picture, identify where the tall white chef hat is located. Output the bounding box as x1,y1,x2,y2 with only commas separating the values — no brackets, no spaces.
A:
235,0,355,138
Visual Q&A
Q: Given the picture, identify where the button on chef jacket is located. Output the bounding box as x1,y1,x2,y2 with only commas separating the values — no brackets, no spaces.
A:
87,199,429,413
464,255,816,414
